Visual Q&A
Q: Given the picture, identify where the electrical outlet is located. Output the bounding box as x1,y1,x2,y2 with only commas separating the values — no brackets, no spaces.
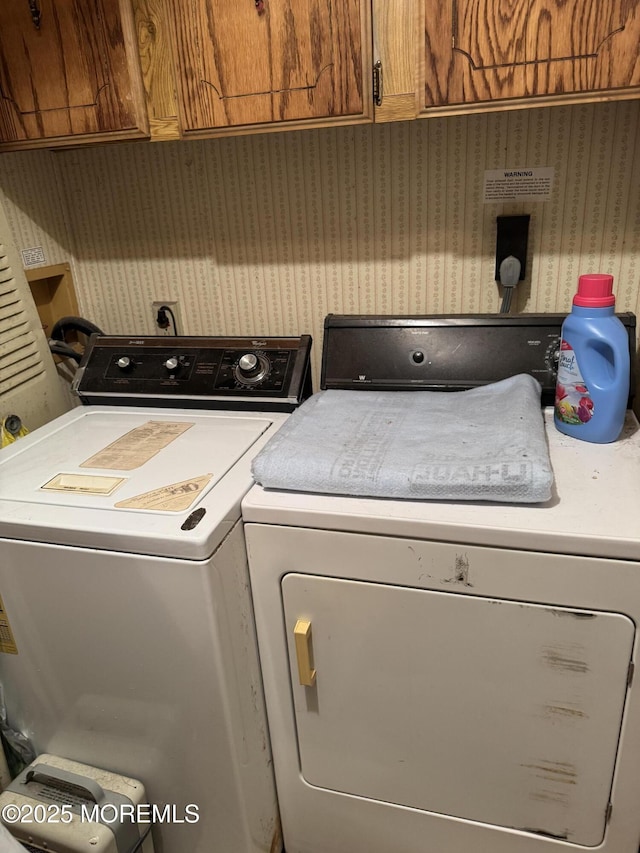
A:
152,300,182,336
495,214,530,281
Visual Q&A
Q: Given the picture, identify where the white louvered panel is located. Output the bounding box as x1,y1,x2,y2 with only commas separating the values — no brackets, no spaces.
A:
0,289,22,312
1,348,42,380
0,278,19,296
0,241,46,402
0,304,27,325
0,361,45,395
0,262,15,289
0,281,18,298
0,285,42,382
0,320,30,348
0,269,15,288
0,203,68,429
0,317,30,343
0,331,39,368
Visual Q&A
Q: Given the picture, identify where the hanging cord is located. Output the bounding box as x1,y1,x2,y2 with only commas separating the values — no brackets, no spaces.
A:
156,305,179,335
498,255,521,314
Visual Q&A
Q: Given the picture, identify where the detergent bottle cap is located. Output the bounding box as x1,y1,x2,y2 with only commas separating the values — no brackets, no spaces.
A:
573,273,616,308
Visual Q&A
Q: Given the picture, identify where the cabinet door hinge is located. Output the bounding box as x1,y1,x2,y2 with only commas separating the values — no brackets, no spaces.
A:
627,660,635,688
28,0,42,29
373,60,383,107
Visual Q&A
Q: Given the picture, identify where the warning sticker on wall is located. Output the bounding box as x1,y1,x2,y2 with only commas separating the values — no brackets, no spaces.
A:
81,421,194,470
115,474,213,512
483,167,554,202
0,594,18,655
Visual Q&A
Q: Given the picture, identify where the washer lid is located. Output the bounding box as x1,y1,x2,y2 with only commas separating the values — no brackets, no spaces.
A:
0,406,285,559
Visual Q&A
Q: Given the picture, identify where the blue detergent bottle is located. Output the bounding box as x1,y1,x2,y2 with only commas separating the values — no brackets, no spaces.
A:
554,274,630,443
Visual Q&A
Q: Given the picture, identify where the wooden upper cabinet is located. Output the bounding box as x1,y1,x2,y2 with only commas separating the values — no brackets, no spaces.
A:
0,0,148,150
421,0,640,113
171,0,371,134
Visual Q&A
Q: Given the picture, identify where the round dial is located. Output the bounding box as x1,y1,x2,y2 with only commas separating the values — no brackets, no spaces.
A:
116,356,132,370
164,356,179,371
545,338,561,377
235,352,270,385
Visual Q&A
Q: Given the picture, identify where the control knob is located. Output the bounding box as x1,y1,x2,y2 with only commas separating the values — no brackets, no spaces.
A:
235,352,269,384
164,356,179,372
116,356,132,370
238,353,259,374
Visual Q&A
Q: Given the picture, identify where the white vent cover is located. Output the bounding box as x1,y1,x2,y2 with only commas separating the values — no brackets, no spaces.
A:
0,203,68,431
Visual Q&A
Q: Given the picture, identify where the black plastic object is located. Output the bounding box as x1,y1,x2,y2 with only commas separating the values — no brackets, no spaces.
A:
49,316,105,363
495,214,530,281
50,315,104,341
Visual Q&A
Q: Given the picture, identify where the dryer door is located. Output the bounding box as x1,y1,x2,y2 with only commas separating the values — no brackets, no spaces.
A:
282,574,634,846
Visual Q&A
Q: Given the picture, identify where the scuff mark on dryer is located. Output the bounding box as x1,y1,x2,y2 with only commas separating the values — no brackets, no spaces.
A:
542,645,589,674
443,553,473,587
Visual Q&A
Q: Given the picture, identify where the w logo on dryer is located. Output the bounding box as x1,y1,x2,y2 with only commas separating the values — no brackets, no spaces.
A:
358,375,366,381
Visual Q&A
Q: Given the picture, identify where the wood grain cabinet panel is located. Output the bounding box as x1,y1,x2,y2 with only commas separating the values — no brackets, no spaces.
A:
172,0,370,134
0,0,148,150
421,0,640,113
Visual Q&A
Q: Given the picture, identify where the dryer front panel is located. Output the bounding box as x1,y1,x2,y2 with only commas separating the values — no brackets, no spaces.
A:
246,523,640,853
282,575,632,846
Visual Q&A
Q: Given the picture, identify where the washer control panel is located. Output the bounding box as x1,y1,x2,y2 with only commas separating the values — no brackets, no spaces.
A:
74,335,313,411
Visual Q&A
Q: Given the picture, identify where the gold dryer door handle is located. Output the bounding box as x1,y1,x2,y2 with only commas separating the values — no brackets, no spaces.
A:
294,619,316,686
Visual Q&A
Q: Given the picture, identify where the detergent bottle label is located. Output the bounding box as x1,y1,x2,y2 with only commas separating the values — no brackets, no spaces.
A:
555,340,594,425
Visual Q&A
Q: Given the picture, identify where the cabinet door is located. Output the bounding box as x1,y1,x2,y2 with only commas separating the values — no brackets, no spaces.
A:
172,0,371,133
422,0,640,111
0,0,148,150
283,573,634,846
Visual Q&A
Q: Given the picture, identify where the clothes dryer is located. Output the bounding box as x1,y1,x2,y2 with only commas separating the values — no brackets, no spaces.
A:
243,315,640,853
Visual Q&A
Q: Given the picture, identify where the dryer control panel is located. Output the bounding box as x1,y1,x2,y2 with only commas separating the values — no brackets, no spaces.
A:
321,313,636,407
73,335,313,411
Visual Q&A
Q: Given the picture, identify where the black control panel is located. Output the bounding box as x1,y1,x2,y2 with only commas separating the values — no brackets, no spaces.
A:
74,335,312,411
321,314,636,407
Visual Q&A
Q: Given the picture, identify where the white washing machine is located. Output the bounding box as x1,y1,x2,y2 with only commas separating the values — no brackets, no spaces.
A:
0,333,312,853
242,314,640,853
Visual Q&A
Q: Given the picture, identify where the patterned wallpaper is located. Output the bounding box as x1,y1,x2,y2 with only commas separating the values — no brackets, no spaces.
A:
0,100,639,384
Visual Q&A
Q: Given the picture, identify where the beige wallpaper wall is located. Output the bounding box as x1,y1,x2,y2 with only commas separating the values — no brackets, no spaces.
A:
1,100,639,382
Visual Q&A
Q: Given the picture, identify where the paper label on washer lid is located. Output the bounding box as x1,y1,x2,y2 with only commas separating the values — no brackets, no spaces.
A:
115,474,213,511
81,421,194,471
0,594,18,655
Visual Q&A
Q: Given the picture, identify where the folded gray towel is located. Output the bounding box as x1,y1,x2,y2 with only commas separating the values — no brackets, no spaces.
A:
252,374,554,503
